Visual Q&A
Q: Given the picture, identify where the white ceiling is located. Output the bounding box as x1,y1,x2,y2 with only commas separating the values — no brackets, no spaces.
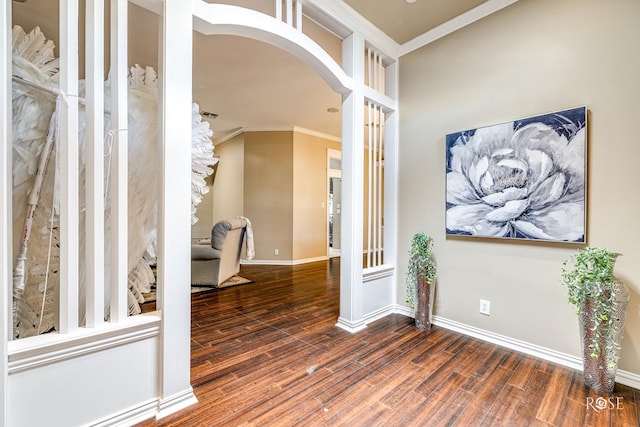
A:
12,0,501,144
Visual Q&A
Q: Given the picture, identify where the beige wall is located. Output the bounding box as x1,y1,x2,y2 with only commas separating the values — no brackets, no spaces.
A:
293,133,341,260
192,172,215,238
212,131,339,262
398,0,640,375
12,2,158,78
210,134,245,226
244,131,294,260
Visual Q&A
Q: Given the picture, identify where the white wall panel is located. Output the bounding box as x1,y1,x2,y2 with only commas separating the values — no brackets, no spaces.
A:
8,335,159,426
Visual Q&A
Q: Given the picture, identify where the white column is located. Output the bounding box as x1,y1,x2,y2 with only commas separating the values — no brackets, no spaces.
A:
85,0,105,328
1,1,11,423
337,32,365,332
156,0,197,417
286,0,293,25
295,0,302,31
110,0,128,322
377,104,383,265
366,102,372,268
384,61,399,290
59,0,80,333
275,0,282,22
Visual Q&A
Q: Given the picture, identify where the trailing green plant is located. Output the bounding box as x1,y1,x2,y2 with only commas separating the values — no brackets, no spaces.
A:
561,247,620,366
406,232,436,308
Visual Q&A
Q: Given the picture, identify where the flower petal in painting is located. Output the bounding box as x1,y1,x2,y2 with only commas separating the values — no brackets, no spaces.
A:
524,149,554,191
510,220,556,241
528,172,567,210
485,199,529,222
467,156,489,193
446,204,509,237
512,123,565,151
447,172,477,205
481,187,528,207
555,128,586,194
472,123,514,154
515,201,584,241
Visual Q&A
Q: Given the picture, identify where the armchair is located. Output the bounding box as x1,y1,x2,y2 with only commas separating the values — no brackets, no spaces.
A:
191,217,247,286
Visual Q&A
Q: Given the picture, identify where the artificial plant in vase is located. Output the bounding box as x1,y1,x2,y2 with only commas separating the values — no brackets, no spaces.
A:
561,247,630,393
406,232,437,331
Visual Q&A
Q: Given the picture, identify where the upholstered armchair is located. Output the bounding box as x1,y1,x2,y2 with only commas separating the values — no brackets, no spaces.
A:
191,217,247,287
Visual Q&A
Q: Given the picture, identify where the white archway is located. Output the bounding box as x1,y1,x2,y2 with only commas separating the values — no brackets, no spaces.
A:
187,1,369,332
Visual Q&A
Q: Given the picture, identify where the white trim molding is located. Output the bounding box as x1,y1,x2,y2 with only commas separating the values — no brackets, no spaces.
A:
215,126,341,145
91,399,158,427
363,304,395,325
363,264,394,283
293,126,341,142
392,306,640,390
155,387,198,420
242,256,328,266
399,0,521,56
431,315,582,371
303,0,399,60
336,316,367,334
8,315,161,374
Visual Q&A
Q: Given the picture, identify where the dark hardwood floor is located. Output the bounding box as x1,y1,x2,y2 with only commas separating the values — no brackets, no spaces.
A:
137,259,639,426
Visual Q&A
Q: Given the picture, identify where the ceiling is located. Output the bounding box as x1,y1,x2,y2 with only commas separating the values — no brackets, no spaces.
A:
12,0,497,144
343,0,488,45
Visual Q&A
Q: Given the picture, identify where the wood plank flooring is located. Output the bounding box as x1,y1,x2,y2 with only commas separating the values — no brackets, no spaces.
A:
137,259,639,427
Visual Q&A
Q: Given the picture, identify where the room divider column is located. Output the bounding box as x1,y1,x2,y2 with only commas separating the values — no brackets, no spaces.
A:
337,32,366,332
58,0,80,334
0,2,11,424
109,0,129,322
84,0,105,328
156,0,198,417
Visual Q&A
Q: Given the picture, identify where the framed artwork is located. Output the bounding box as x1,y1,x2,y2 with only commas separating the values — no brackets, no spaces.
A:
445,106,587,243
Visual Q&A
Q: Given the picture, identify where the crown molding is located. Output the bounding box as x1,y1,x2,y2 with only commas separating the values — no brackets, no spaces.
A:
215,126,341,145
293,126,341,142
399,0,521,56
303,0,400,61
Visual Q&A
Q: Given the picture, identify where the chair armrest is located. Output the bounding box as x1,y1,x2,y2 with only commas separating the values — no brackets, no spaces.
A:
191,245,221,260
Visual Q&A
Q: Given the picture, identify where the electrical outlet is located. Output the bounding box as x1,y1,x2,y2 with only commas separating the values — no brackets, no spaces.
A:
479,299,491,316
274,249,279,256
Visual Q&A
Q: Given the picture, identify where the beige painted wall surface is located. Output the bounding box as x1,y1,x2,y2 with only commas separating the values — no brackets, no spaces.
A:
292,133,341,260
12,2,159,78
244,132,294,260
192,173,215,238
211,134,245,227
399,0,640,375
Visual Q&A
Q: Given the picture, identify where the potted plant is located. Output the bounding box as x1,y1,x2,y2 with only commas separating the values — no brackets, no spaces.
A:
406,232,437,331
561,247,630,393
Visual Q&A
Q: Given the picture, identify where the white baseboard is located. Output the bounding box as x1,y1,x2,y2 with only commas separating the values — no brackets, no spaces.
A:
392,305,640,390
363,305,396,325
394,304,414,318
156,388,198,420
336,316,367,333
616,369,640,390
241,256,328,266
90,386,198,426
91,399,158,427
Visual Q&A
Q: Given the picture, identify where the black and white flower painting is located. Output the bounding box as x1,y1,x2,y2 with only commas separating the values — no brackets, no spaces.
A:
445,106,586,243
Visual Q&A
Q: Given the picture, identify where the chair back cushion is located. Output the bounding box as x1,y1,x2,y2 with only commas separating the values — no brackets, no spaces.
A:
211,218,247,284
